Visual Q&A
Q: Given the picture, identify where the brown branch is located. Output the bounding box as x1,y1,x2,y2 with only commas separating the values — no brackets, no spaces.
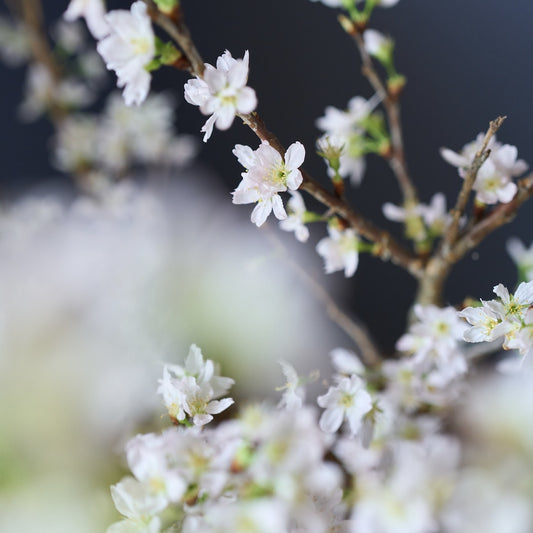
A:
142,0,204,75
264,228,382,367
239,112,424,276
147,5,425,277
450,173,533,262
350,29,418,207
415,172,533,307
440,116,506,255
16,0,67,124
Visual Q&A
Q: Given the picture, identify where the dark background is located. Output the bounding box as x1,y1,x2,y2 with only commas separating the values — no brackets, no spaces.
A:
1,0,532,352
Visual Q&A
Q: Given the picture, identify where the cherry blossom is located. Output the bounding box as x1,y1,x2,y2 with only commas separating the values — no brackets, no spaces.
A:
316,225,359,277
232,141,305,227
317,375,372,436
278,191,310,242
97,1,155,106
64,0,109,39
184,50,257,142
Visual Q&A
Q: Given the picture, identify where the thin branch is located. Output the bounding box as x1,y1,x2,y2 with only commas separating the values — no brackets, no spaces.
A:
239,112,425,276
17,0,67,124
264,228,382,367
350,29,418,207
440,116,506,256
415,172,533,307
450,173,533,263
147,4,425,278
142,0,204,75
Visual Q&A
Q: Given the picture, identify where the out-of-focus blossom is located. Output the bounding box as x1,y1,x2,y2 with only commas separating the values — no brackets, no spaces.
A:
97,1,155,105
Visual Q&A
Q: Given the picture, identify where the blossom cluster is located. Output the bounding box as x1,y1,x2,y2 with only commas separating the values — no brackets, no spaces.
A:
316,95,382,185
460,280,533,369
108,346,460,533
53,92,197,178
441,133,528,205
109,342,533,533
383,192,454,244
392,304,468,406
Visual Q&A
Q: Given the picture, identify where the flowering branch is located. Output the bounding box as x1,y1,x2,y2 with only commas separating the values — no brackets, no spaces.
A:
142,0,202,74
144,1,424,278
415,117,527,307
452,173,533,262
341,17,417,207
441,116,506,254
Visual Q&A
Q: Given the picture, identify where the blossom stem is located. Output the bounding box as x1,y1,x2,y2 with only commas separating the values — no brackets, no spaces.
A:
142,0,204,75
415,117,509,307
441,116,506,255
348,26,418,207
241,113,423,275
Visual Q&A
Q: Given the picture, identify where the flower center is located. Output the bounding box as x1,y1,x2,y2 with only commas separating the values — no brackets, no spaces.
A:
340,391,354,408
130,37,151,56
267,163,288,188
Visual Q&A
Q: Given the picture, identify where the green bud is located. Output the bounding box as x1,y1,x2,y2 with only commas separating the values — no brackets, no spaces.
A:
159,41,181,65
154,0,179,14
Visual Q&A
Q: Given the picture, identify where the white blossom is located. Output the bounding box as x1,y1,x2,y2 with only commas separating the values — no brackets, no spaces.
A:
363,29,392,58
316,96,380,184
441,134,526,205
317,375,372,436
108,477,165,533
19,63,93,121
507,238,533,281
97,1,155,106
184,50,257,142
277,361,306,410
458,303,512,343
316,225,359,277
279,191,310,242
157,345,234,426
64,0,109,39
473,158,517,204
232,141,305,227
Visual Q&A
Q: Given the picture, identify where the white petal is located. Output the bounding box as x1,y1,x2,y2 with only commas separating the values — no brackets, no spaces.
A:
284,141,306,171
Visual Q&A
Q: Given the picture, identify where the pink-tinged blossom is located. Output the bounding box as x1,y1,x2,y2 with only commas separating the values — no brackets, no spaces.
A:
64,0,109,39
184,50,257,142
232,141,305,227
316,225,359,277
317,375,372,436
97,2,155,106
